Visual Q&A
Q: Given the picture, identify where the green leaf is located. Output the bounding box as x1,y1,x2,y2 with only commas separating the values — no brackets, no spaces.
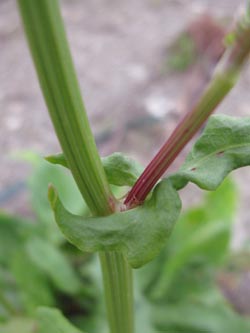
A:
10,251,54,312
149,178,237,299
46,152,143,187
102,153,143,186
28,155,88,244
153,301,250,333
48,179,181,268
170,114,250,191
37,307,86,333
0,214,35,265
45,153,68,168
26,237,81,295
171,178,236,262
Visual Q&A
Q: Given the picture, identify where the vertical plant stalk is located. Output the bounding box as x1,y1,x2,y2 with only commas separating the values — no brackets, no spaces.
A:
18,0,114,216
125,11,250,209
100,252,134,333
18,1,134,332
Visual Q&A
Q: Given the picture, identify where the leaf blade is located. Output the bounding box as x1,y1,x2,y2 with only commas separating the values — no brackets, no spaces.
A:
170,114,250,190
26,237,81,295
37,307,86,333
48,179,181,268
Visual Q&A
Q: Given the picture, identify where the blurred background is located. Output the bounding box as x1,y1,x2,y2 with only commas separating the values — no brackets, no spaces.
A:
1,0,250,332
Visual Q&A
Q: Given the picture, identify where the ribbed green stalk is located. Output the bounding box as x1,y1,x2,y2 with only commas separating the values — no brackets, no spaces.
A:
18,1,134,332
99,252,134,333
18,0,115,216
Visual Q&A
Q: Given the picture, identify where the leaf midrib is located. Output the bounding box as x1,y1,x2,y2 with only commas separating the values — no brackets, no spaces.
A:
182,141,250,170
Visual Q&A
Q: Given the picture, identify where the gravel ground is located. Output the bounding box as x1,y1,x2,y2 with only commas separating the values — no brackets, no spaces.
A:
0,0,250,247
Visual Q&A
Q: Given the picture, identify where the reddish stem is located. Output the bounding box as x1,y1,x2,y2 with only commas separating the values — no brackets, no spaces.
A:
124,96,221,208
124,12,250,209
125,19,250,209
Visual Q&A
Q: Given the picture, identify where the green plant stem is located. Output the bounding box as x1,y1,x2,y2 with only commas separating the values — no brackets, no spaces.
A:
99,252,134,333
125,10,250,209
18,1,134,332
17,0,115,216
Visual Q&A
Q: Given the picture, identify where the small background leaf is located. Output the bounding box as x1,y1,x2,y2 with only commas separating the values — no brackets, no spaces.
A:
0,214,35,265
101,152,143,186
26,237,81,295
10,251,55,312
153,301,250,333
27,154,88,244
37,307,85,333
146,178,237,298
